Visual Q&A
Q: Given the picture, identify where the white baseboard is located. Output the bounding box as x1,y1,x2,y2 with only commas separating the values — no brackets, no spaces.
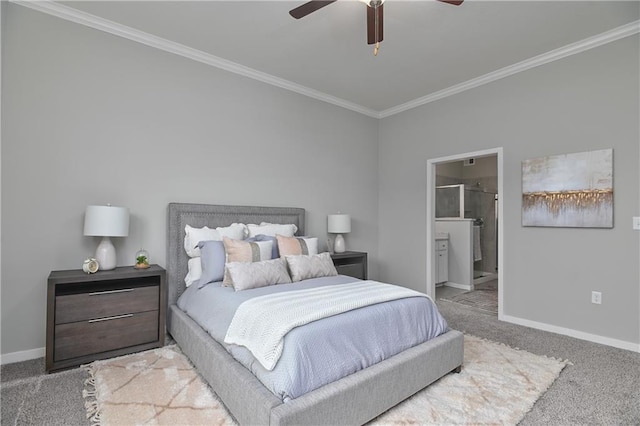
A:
501,314,640,353
444,282,472,291
1,347,45,365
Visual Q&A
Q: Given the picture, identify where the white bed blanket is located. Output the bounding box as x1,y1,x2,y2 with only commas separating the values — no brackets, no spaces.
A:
224,280,428,370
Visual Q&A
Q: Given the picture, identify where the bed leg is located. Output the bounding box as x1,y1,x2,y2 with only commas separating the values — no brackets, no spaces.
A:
452,365,462,374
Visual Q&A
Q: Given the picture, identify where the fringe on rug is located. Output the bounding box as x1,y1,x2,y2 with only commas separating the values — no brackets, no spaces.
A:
82,364,102,426
79,346,180,426
461,331,573,365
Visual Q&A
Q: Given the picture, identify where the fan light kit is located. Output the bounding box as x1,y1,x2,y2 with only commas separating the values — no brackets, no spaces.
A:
289,0,463,56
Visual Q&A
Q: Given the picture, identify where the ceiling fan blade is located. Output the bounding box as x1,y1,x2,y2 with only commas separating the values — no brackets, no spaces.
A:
366,4,383,45
438,0,464,5
289,1,337,19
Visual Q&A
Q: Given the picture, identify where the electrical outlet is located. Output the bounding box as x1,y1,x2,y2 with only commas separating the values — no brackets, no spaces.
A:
633,217,640,230
591,291,602,305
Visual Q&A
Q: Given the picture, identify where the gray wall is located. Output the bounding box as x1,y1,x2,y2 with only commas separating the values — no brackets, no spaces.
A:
379,35,640,345
1,5,379,356
2,3,639,357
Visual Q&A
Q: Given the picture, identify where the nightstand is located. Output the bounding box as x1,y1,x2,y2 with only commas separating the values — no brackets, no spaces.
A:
330,251,368,280
46,265,166,372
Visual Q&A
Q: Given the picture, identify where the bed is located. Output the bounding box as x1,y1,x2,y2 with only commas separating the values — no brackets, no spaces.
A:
166,202,464,426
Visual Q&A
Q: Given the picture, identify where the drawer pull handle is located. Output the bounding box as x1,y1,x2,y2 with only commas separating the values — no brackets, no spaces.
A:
89,289,134,296
88,314,133,323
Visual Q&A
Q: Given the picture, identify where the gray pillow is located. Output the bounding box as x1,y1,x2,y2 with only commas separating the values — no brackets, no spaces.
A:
247,234,279,259
197,240,226,288
226,258,292,291
285,252,338,282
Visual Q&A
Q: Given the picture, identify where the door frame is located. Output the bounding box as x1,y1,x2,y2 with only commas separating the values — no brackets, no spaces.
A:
426,147,505,319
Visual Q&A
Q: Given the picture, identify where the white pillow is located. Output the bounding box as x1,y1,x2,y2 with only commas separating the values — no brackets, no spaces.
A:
184,223,247,257
285,252,338,282
184,257,202,287
247,223,298,238
226,258,292,291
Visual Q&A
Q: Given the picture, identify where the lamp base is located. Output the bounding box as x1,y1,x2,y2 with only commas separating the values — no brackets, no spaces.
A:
334,234,346,253
95,236,117,270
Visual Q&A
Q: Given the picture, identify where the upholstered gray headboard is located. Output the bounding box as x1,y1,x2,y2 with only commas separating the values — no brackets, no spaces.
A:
166,203,306,306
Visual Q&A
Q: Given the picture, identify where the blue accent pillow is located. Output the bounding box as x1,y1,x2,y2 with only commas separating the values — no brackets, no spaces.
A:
247,234,279,259
196,240,226,289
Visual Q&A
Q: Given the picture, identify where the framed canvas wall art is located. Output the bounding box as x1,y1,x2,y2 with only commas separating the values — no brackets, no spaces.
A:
522,149,613,228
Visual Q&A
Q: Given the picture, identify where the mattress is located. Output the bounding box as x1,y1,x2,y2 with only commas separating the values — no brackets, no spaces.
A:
177,275,449,401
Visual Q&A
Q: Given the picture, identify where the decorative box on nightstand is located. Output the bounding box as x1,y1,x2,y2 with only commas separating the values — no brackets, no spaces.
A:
330,251,368,280
46,265,166,372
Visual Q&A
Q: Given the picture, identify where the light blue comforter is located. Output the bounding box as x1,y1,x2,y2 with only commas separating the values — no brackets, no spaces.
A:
177,275,448,401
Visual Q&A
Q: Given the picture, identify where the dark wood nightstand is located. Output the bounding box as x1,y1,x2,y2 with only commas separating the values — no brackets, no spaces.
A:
330,251,368,280
46,265,166,372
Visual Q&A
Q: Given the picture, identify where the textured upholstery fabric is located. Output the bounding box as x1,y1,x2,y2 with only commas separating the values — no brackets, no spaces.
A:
166,204,463,426
169,305,463,426
168,306,280,426
167,203,306,308
269,329,464,426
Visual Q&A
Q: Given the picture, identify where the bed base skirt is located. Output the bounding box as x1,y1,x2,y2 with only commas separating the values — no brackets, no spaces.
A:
168,304,464,426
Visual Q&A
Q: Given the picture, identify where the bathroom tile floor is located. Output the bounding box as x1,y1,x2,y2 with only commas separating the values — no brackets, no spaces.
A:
435,285,467,300
437,280,498,314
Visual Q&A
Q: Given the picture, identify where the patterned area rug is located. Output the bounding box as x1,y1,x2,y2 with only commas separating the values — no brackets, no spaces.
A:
83,347,235,425
440,280,498,313
84,336,568,425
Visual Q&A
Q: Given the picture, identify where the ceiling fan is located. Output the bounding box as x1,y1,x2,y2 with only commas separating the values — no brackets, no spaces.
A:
289,0,464,56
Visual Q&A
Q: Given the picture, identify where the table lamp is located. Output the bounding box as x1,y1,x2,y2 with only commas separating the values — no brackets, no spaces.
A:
84,205,130,270
328,214,351,253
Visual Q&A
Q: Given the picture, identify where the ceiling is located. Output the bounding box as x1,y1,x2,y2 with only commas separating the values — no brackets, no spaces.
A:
49,1,639,116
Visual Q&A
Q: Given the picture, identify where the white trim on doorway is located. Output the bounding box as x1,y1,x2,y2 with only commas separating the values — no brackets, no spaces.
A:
426,147,504,319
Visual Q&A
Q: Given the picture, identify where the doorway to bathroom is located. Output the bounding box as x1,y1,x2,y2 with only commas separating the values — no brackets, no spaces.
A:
426,148,503,318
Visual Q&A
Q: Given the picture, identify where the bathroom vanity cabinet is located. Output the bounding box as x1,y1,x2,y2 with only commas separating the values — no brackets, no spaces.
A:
435,239,449,284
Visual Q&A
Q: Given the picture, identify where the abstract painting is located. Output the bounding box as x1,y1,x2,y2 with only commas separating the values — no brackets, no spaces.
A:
522,149,613,228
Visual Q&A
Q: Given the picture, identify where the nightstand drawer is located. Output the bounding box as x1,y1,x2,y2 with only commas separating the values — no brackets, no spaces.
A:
54,310,159,361
331,251,368,280
335,264,366,280
55,286,159,324
47,265,166,372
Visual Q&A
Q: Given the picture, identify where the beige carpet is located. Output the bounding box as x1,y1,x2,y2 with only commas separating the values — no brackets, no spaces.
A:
84,336,568,425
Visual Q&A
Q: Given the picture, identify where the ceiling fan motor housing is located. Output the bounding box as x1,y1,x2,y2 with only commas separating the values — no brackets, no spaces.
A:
366,0,384,8
290,0,462,52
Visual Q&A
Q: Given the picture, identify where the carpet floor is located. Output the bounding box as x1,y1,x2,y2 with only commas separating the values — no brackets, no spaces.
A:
2,300,639,425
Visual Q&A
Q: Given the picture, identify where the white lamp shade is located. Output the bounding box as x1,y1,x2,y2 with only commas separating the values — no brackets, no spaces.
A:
84,205,130,237
327,214,351,234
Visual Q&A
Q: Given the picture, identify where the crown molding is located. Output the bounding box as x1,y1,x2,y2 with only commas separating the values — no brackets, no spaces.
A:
10,0,380,119
10,1,639,120
379,20,640,119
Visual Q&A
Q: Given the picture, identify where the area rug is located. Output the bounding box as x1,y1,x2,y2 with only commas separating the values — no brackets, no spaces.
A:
440,280,498,314
84,336,569,425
